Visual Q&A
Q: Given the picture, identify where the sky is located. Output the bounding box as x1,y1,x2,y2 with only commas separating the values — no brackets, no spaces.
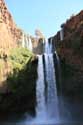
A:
5,0,83,38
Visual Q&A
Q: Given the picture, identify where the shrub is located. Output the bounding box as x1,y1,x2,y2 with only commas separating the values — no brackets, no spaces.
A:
7,47,37,94
9,47,34,71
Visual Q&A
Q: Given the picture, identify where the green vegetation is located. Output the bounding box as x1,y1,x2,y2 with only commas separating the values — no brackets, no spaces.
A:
7,47,37,93
9,47,34,71
0,60,4,70
0,47,38,112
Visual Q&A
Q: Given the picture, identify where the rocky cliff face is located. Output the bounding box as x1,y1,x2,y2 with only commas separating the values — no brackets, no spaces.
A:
0,0,31,85
0,0,45,56
0,0,22,55
53,10,83,97
53,10,83,44
54,10,83,70
59,10,83,39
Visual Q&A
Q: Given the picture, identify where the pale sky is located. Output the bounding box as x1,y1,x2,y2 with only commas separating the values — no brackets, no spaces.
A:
5,0,83,38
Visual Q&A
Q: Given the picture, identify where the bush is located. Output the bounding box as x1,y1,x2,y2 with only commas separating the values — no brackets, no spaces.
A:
0,47,38,112
7,47,38,94
9,47,34,71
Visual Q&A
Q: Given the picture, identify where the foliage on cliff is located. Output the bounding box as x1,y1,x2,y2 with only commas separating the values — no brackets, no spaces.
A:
7,47,35,89
0,47,38,112
9,47,34,71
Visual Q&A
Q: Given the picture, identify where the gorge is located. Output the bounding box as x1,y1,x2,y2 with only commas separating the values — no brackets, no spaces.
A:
0,0,83,124
1,38,83,125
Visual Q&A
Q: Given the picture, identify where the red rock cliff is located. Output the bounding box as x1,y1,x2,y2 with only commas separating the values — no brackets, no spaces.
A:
0,0,22,55
53,10,83,96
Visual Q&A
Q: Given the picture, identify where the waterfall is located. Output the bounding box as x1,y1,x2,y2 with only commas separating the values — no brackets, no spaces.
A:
44,40,59,119
44,40,52,54
28,37,33,51
31,39,60,124
44,54,59,119
22,32,25,47
26,36,28,48
36,55,47,120
22,33,32,51
60,29,64,41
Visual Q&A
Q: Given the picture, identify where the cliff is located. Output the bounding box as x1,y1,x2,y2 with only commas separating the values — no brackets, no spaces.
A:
0,1,38,113
53,10,83,97
0,0,38,87
53,10,83,44
0,0,23,56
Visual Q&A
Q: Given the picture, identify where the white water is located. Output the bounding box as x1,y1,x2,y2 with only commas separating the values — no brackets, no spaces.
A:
18,39,78,125
36,55,47,119
45,40,52,54
22,33,32,51
3,39,83,125
28,37,33,51
60,28,64,41
22,32,25,48
44,54,59,119
27,40,60,124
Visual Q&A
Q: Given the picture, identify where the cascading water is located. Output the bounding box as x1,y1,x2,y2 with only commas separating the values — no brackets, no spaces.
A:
60,28,64,41
22,32,25,48
44,40,59,119
3,38,83,125
20,38,83,125
22,33,32,51
28,37,33,51
36,55,47,119
44,54,59,119
29,39,60,124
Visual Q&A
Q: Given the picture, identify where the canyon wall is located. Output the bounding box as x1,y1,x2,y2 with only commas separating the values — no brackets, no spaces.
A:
53,10,83,97
0,0,23,55
0,0,45,56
